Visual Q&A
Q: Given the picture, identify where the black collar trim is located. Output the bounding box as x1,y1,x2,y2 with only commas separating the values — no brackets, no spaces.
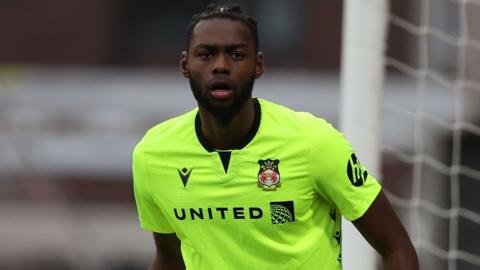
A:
195,98,261,152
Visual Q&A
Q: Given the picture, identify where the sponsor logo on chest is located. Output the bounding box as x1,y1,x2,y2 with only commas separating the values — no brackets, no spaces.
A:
173,201,295,224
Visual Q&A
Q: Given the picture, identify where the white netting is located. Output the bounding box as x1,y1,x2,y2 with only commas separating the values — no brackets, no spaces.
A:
383,0,480,269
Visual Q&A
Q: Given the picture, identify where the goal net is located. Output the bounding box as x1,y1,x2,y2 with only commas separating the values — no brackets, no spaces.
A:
383,0,480,269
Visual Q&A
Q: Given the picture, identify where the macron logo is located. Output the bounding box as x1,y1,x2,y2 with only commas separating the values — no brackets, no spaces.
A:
177,167,193,187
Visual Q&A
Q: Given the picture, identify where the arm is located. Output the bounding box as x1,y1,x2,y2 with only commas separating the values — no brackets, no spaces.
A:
148,233,185,270
352,190,419,270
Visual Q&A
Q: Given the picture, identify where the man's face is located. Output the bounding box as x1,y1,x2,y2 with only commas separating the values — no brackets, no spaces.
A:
181,18,264,124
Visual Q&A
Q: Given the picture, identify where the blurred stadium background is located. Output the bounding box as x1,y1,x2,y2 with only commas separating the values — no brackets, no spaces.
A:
0,0,479,269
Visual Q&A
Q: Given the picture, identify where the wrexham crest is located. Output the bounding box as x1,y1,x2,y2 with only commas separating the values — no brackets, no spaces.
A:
257,159,281,191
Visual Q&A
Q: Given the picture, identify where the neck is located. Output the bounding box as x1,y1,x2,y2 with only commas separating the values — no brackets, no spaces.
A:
198,98,255,150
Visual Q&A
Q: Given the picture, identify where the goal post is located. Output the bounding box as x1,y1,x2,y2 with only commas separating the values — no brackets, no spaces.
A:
339,0,389,269
340,0,480,269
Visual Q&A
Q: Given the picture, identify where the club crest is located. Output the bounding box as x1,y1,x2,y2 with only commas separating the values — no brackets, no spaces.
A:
257,159,281,191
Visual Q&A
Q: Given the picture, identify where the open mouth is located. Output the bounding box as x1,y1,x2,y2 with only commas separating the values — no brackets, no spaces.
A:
209,81,233,99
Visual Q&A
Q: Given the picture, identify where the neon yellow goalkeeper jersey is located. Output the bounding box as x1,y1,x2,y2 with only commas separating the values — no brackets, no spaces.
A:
133,98,381,270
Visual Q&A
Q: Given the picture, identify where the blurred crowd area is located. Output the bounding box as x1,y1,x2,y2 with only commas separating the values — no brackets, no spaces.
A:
0,0,479,269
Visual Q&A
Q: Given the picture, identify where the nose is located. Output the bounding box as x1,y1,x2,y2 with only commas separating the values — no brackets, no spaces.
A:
212,54,230,75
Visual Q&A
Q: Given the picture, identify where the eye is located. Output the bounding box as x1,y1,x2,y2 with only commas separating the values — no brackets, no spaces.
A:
230,52,245,60
199,52,213,60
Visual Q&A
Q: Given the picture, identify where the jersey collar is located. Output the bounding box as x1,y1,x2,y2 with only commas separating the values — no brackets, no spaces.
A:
195,98,261,152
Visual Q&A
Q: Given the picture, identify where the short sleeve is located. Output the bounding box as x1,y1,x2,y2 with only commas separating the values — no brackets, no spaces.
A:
132,144,175,233
308,118,381,221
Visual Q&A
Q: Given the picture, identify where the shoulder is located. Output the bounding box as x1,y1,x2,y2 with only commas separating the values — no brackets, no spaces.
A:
258,98,337,139
133,109,198,155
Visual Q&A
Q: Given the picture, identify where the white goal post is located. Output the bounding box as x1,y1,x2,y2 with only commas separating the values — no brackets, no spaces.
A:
340,0,389,269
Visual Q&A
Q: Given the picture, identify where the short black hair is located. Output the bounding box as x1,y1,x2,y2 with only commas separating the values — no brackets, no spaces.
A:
186,3,259,51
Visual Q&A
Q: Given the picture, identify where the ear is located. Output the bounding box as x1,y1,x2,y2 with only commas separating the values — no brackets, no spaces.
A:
255,51,264,79
180,51,189,78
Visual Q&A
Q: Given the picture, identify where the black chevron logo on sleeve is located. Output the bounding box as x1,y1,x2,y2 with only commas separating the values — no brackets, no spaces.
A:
177,167,193,187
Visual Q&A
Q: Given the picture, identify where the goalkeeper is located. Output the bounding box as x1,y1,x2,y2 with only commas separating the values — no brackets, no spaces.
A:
132,3,419,270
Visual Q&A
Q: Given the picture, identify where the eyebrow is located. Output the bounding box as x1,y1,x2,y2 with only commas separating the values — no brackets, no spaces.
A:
195,44,249,50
